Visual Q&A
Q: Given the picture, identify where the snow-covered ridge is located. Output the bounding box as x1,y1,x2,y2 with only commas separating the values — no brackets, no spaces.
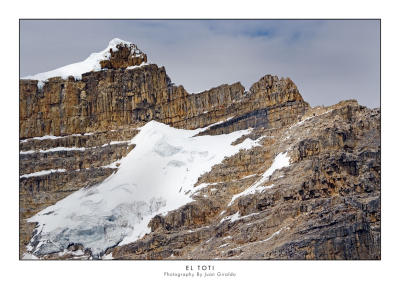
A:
26,120,261,258
20,141,131,155
20,146,87,155
20,132,94,143
21,38,147,87
20,169,67,179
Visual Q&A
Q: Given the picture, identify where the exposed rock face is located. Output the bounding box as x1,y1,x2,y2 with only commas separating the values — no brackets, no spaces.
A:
19,40,380,260
112,101,380,260
19,65,307,139
99,42,147,69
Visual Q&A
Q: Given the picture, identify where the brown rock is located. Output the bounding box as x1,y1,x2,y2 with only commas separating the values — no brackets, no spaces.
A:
99,43,147,70
19,41,379,260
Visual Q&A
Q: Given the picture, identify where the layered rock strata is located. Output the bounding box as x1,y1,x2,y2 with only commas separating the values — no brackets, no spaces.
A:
111,101,380,260
19,41,380,260
19,126,139,257
20,65,307,139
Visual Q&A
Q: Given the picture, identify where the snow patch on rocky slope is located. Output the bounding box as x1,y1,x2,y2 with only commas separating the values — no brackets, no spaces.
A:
228,152,291,206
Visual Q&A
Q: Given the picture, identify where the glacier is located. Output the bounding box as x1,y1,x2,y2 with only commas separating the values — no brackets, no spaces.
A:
26,121,260,258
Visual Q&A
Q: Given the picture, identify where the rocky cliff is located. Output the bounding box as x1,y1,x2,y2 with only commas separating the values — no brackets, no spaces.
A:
19,66,306,138
19,39,380,260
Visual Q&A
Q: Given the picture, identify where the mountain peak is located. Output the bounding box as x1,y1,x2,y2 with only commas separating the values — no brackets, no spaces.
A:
21,38,148,85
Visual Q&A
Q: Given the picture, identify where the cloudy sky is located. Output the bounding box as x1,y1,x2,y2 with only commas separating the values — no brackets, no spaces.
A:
20,20,380,108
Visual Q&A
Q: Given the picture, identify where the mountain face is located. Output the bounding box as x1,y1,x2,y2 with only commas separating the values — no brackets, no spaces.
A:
19,39,380,260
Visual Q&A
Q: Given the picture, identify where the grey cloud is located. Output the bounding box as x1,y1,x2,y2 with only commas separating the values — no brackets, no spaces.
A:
20,20,380,108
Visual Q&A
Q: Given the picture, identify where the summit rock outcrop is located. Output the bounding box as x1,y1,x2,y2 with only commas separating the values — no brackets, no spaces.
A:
99,42,147,69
